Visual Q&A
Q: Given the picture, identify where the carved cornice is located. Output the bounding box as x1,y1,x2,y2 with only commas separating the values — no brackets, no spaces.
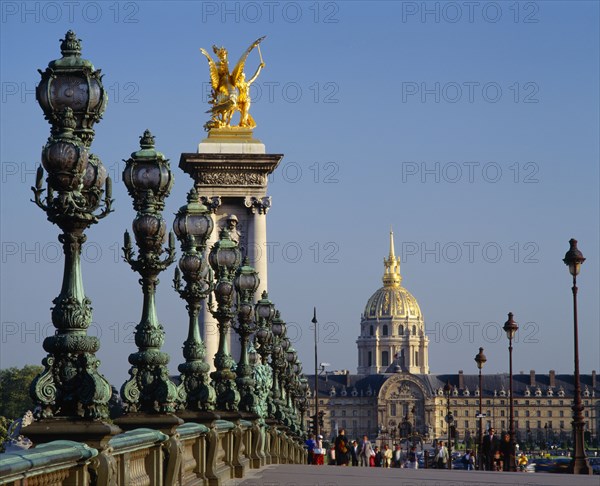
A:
179,154,283,182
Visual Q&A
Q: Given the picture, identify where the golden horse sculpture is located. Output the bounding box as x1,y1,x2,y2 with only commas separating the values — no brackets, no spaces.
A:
200,36,266,131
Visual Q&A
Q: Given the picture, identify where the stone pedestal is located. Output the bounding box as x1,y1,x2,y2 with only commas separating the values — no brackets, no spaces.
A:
180,131,282,370
114,413,183,435
24,419,121,450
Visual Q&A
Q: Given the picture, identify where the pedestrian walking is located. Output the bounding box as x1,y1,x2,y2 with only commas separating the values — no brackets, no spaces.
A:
382,444,392,467
334,428,350,466
351,440,359,466
481,428,499,471
305,434,316,464
408,445,418,469
434,441,449,469
358,435,373,467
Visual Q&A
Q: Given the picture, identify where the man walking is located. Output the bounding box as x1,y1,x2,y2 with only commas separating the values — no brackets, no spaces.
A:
358,434,373,467
481,427,499,471
435,441,449,469
351,440,359,466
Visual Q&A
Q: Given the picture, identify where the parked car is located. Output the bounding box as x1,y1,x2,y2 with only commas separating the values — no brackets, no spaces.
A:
534,457,571,473
588,457,600,475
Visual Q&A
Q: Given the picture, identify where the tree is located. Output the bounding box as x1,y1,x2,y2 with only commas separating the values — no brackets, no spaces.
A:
0,365,43,420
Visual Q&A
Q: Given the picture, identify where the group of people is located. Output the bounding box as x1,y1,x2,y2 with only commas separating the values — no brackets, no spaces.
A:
306,427,530,472
434,428,528,471
481,427,520,471
305,430,419,468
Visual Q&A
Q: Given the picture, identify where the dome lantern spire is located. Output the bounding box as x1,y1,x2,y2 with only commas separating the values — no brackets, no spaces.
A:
383,228,402,287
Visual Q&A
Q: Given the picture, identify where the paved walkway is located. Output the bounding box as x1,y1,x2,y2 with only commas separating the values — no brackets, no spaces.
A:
230,464,599,486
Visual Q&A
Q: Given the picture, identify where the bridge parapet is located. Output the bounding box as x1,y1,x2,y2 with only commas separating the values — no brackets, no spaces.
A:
0,440,97,485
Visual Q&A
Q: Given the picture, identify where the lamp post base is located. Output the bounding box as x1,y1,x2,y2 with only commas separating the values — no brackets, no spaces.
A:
24,418,121,450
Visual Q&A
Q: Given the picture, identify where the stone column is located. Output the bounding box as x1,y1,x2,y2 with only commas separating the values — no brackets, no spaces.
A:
201,205,220,372
179,135,282,372
244,196,271,300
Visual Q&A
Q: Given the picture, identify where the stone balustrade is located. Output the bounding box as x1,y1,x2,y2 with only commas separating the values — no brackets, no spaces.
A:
0,421,306,486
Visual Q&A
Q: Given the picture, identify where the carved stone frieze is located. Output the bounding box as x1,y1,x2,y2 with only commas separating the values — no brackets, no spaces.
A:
196,171,265,186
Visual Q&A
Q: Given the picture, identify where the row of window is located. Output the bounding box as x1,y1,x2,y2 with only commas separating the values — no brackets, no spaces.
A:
442,409,582,418
368,324,418,337
439,419,593,431
330,409,372,418
444,399,593,406
363,349,420,367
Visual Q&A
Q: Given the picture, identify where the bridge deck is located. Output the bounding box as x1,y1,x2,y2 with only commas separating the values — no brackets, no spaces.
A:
231,464,599,486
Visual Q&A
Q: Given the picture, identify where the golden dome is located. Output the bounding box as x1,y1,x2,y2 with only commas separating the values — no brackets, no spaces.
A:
364,285,422,320
363,229,422,320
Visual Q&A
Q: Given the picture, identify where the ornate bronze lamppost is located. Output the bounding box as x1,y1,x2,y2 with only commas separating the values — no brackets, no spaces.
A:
443,381,453,469
278,337,294,427
474,347,487,470
173,188,217,412
284,348,299,431
503,312,518,471
563,239,591,475
233,258,260,414
29,31,115,433
254,291,276,419
298,377,309,436
208,229,242,412
270,311,287,422
119,130,180,417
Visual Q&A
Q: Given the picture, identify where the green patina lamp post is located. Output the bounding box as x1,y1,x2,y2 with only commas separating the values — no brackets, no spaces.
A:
278,336,293,427
173,188,217,412
253,291,276,419
29,31,115,425
120,130,180,415
254,291,275,366
270,311,287,422
297,377,309,436
288,358,303,435
208,229,242,412
284,346,298,430
233,258,260,414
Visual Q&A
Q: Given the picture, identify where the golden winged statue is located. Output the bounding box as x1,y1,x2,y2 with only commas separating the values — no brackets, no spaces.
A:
200,36,266,131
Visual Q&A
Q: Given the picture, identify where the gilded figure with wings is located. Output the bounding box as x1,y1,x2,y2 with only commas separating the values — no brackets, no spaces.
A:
200,36,266,131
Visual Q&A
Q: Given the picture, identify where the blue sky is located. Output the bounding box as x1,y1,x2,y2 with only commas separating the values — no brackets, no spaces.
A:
1,1,598,387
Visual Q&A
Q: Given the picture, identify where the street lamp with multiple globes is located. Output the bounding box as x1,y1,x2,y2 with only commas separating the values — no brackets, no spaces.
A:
30,31,114,424
474,347,487,470
563,238,591,475
233,257,260,415
208,229,242,412
173,188,216,412
503,312,518,472
443,381,453,470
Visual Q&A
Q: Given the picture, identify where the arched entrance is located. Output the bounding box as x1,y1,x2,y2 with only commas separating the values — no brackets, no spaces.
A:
377,374,429,444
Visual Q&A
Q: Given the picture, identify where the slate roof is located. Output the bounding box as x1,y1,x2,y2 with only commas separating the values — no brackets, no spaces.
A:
305,372,599,399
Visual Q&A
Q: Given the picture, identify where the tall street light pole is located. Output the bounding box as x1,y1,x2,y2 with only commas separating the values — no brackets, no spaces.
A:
443,381,453,470
503,312,518,472
475,347,487,470
563,239,591,475
313,308,319,438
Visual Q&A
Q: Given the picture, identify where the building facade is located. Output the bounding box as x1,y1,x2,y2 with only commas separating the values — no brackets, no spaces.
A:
307,233,599,448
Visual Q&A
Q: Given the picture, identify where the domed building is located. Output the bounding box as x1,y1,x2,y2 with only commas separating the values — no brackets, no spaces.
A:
357,231,429,374
306,230,599,449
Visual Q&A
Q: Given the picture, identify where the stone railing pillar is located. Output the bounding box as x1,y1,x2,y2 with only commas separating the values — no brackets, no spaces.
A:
176,422,210,485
